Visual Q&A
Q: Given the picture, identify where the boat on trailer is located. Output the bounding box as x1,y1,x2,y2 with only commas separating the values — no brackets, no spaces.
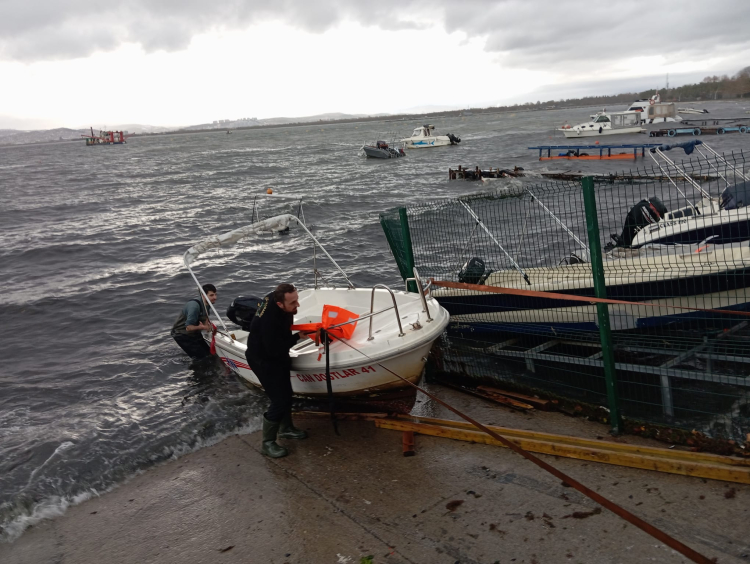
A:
183,214,450,397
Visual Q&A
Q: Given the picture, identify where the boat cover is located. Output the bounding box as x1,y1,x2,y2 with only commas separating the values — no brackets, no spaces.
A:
720,181,750,210
649,140,703,154
184,214,294,265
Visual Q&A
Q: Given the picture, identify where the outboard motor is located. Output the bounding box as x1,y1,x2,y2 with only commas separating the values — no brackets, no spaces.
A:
376,140,388,149
226,296,263,330
610,196,668,247
458,257,492,285
447,133,461,145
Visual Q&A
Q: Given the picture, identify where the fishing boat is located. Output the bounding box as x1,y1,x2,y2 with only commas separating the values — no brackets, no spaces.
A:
401,125,461,148
610,140,750,248
183,214,450,396
558,111,644,138
362,140,406,159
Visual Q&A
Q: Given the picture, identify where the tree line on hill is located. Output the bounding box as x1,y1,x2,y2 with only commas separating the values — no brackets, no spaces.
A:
479,66,750,114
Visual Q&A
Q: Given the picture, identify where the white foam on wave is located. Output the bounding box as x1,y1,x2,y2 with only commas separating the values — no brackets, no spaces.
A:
1,419,262,544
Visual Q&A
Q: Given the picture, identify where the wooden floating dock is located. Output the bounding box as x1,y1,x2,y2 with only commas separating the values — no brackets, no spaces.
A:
528,144,662,161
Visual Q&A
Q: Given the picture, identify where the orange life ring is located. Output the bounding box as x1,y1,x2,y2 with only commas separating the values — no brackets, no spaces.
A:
649,99,655,106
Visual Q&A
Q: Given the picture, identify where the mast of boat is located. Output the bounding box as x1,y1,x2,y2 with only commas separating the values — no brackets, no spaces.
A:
459,201,531,285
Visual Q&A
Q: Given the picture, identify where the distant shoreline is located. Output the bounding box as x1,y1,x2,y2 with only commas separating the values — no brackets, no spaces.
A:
1,98,741,149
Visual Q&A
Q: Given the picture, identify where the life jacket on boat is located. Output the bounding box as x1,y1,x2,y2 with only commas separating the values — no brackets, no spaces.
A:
291,304,359,341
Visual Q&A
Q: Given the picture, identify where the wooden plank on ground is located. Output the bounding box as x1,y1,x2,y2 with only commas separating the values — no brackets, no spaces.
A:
477,386,554,410
373,419,750,484
396,414,750,467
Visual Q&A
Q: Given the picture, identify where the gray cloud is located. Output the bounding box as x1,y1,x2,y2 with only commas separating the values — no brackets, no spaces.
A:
1,0,749,73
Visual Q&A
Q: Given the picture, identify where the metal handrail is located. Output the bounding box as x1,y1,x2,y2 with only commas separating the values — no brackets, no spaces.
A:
368,285,405,340
409,267,433,322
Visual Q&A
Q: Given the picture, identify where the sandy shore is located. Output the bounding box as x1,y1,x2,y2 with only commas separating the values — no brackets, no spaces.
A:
2,387,748,564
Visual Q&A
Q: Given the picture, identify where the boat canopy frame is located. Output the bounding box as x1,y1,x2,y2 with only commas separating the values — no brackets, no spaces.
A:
183,213,355,332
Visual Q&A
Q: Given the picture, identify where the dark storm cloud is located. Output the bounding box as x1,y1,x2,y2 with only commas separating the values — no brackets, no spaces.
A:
2,0,749,69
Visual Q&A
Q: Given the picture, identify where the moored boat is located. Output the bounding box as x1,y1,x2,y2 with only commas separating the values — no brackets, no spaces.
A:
362,140,406,159
401,125,461,148
559,111,644,138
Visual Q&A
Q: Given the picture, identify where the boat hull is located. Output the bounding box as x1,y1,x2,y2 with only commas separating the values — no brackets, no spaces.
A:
434,245,750,332
559,127,644,138
362,145,403,159
402,136,453,148
214,338,437,396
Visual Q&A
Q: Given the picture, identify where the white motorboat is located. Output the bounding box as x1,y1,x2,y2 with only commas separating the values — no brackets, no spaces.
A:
558,111,644,138
432,241,750,332
401,124,461,148
625,92,681,124
183,214,450,397
678,107,709,115
610,140,750,248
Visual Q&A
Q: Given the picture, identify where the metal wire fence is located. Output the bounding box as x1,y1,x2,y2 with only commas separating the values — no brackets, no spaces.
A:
381,145,750,442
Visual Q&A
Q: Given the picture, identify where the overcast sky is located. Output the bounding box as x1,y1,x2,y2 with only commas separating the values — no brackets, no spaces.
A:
1,0,749,129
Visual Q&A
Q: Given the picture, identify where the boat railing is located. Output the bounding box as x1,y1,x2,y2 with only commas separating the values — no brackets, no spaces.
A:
405,267,433,323
367,284,405,340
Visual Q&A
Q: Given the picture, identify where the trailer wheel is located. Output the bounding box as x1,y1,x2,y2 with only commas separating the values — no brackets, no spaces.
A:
694,128,701,135
740,126,747,133
667,129,676,137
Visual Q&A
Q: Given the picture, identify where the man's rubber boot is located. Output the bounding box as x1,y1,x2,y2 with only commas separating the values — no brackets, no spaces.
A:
261,415,288,458
278,413,308,440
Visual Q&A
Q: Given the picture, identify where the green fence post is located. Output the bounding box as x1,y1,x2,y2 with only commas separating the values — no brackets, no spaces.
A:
399,207,417,293
581,177,622,435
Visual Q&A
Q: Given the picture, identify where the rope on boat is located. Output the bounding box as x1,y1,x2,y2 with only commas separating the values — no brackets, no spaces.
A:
325,331,715,564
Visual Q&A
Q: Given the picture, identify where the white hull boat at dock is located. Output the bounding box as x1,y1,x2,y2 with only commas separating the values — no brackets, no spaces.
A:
559,111,644,138
183,214,450,398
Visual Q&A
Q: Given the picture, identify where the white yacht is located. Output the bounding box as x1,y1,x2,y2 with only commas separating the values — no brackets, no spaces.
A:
401,125,461,148
559,111,644,138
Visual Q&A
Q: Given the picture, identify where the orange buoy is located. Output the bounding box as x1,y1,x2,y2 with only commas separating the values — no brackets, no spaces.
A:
595,141,600,144
267,188,273,194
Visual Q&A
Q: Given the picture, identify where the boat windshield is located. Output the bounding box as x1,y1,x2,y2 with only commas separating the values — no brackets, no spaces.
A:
595,116,610,123
412,128,423,137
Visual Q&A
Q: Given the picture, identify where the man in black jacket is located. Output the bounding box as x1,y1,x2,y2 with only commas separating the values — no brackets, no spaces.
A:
245,283,308,458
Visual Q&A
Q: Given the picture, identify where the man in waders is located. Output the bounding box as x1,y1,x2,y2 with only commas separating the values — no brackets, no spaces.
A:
245,283,308,458
171,284,217,360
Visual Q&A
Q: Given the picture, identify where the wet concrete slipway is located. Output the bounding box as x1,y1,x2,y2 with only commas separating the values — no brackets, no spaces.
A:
1,386,748,564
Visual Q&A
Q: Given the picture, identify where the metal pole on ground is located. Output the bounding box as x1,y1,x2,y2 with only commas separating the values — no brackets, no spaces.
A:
581,176,622,435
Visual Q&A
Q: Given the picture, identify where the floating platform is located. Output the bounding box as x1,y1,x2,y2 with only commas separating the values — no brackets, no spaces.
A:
649,125,748,137
529,144,662,161
82,128,128,146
